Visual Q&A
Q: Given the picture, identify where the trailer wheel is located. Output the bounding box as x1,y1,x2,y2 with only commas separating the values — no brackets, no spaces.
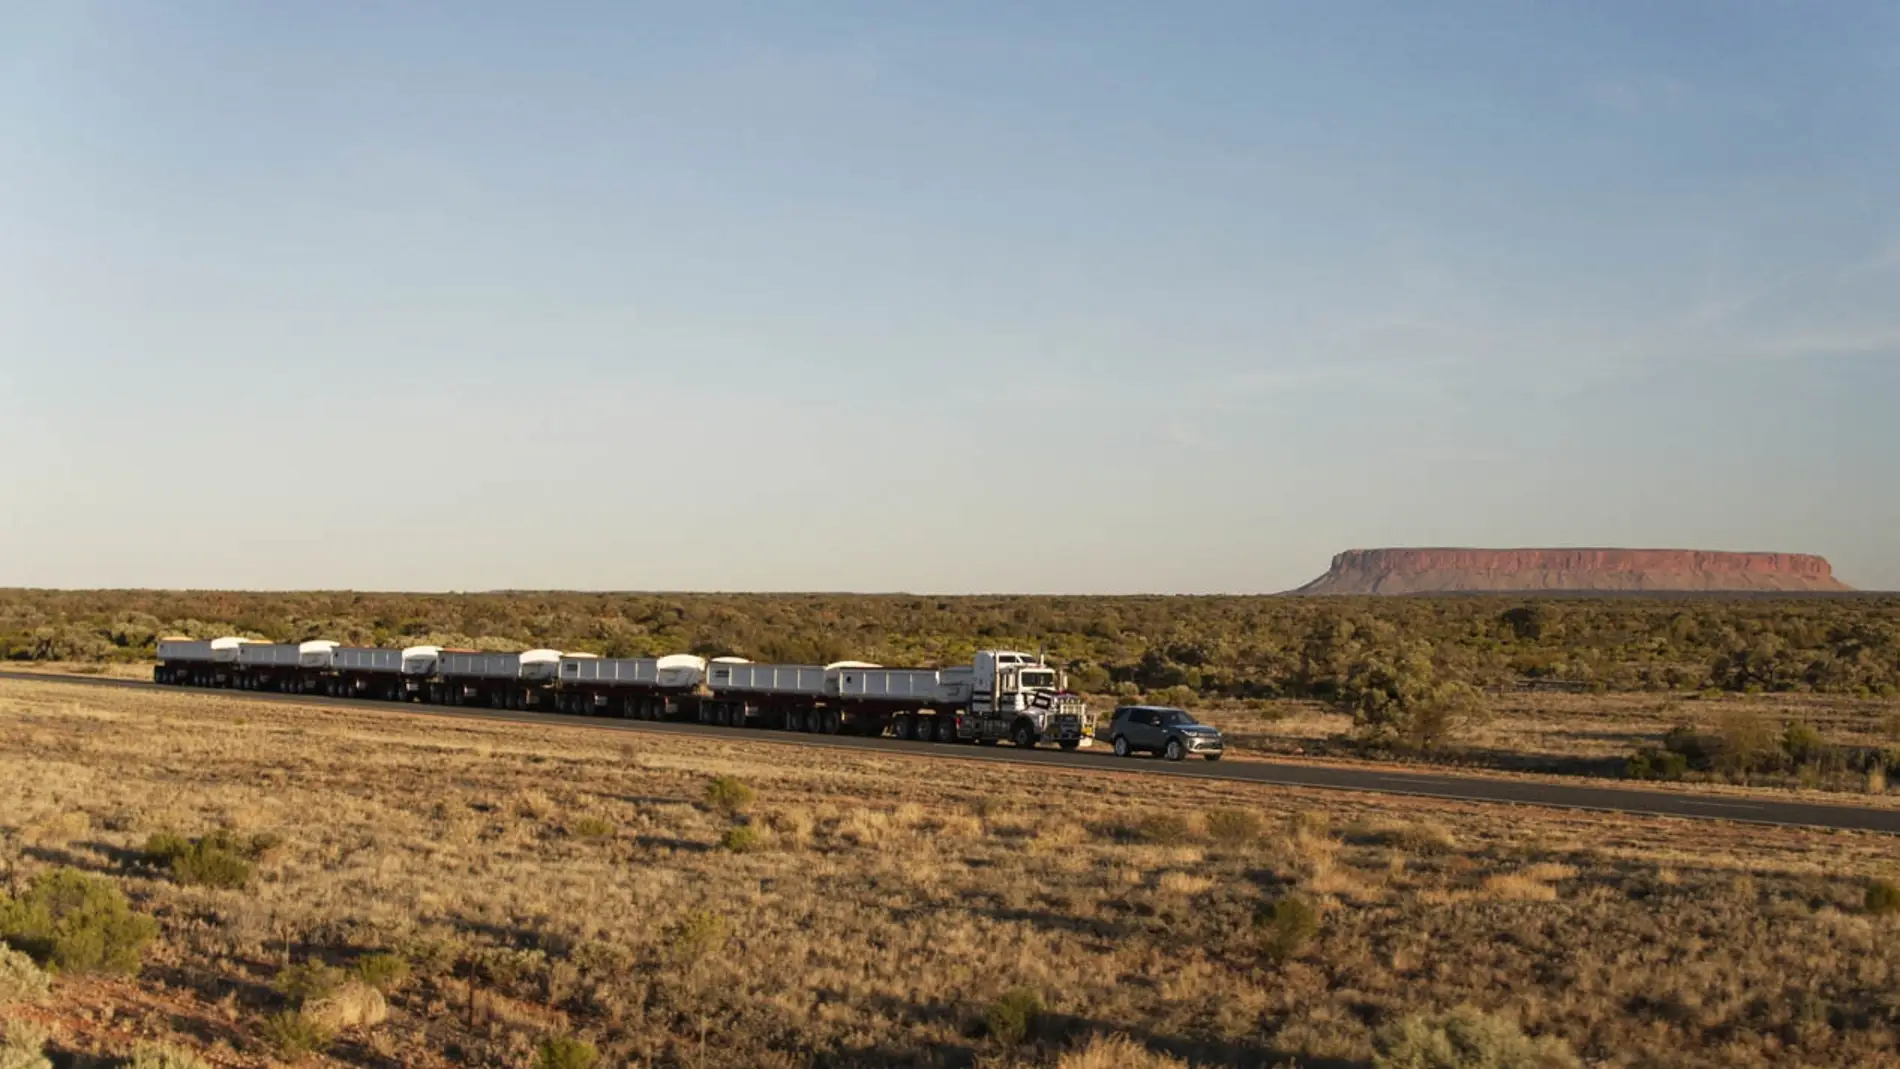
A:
892,714,913,740
821,709,841,734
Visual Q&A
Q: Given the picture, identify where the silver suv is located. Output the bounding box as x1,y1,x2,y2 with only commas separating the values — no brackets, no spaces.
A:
1107,705,1224,762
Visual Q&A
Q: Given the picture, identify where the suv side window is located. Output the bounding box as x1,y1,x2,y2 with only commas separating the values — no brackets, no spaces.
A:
1133,709,1155,727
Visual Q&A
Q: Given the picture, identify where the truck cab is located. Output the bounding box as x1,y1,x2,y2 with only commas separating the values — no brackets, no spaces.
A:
970,650,1095,749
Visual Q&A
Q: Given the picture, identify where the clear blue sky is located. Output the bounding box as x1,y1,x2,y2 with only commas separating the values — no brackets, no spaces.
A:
3,2,1896,592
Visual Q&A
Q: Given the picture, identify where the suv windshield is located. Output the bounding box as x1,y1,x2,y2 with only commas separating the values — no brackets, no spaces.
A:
1157,710,1197,726
1019,670,1057,689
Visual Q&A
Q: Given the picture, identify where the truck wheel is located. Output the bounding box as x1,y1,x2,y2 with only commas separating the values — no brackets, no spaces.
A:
1011,721,1037,749
1165,738,1185,762
821,709,841,734
1059,739,1080,751
893,714,913,740
933,717,956,743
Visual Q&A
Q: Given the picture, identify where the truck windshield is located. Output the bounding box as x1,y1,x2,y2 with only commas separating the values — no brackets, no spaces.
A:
1020,670,1057,689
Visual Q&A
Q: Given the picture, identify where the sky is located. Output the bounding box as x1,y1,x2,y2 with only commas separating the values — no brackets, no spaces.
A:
2,2,1896,593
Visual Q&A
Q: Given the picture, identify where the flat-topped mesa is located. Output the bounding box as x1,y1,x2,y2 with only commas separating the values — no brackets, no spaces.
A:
1291,547,1853,595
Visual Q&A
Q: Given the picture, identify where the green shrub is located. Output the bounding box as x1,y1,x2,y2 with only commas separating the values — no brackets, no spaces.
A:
0,1019,52,1069
704,776,755,817
1782,720,1827,765
1625,748,1688,781
532,1034,600,1069
144,830,264,890
274,961,347,1005
1253,895,1320,962
124,1042,212,1069
352,952,411,994
1866,879,1900,916
1129,812,1194,844
667,911,727,966
0,868,158,976
567,815,614,840
0,945,51,1005
719,824,763,853
1203,808,1263,846
1373,1006,1579,1069
983,986,1043,1046
258,1010,332,1060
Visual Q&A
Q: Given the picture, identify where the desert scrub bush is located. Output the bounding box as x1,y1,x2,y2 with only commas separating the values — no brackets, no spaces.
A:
719,824,763,853
0,868,157,976
1865,879,1900,916
704,776,755,817
1373,1006,1579,1069
667,911,727,966
1624,747,1688,781
0,1019,52,1069
1203,807,1263,845
258,1009,333,1060
983,986,1043,1046
1057,1033,1190,1069
124,1042,211,1069
274,961,347,1005
1253,895,1320,962
352,951,411,994
566,815,614,840
0,946,50,1005
143,829,273,889
532,1034,599,1069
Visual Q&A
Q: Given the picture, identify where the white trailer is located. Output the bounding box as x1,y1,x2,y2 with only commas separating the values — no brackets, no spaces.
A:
155,636,260,687
324,646,406,699
435,649,563,710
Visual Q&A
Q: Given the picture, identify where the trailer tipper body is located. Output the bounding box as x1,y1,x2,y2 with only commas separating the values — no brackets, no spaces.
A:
156,639,1095,749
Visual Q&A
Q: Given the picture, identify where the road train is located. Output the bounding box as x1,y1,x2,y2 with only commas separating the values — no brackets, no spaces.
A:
152,638,1096,749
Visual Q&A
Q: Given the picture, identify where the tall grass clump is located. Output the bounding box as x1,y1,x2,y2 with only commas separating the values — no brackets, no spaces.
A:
0,946,51,1005
124,1043,212,1069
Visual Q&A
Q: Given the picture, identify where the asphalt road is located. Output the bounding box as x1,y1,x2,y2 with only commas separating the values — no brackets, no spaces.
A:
8,670,1899,835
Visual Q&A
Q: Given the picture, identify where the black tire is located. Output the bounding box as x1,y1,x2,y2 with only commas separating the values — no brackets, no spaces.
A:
1165,738,1185,762
1011,720,1037,749
822,709,841,734
895,714,914,741
1204,753,1222,762
977,737,999,746
1059,739,1080,751
1112,735,1130,758
933,716,956,743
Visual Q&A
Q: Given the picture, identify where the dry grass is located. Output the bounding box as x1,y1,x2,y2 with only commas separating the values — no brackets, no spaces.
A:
2,679,1899,1068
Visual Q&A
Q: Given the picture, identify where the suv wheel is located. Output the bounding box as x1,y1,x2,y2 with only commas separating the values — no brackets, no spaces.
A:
1164,738,1185,762
1112,735,1130,757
